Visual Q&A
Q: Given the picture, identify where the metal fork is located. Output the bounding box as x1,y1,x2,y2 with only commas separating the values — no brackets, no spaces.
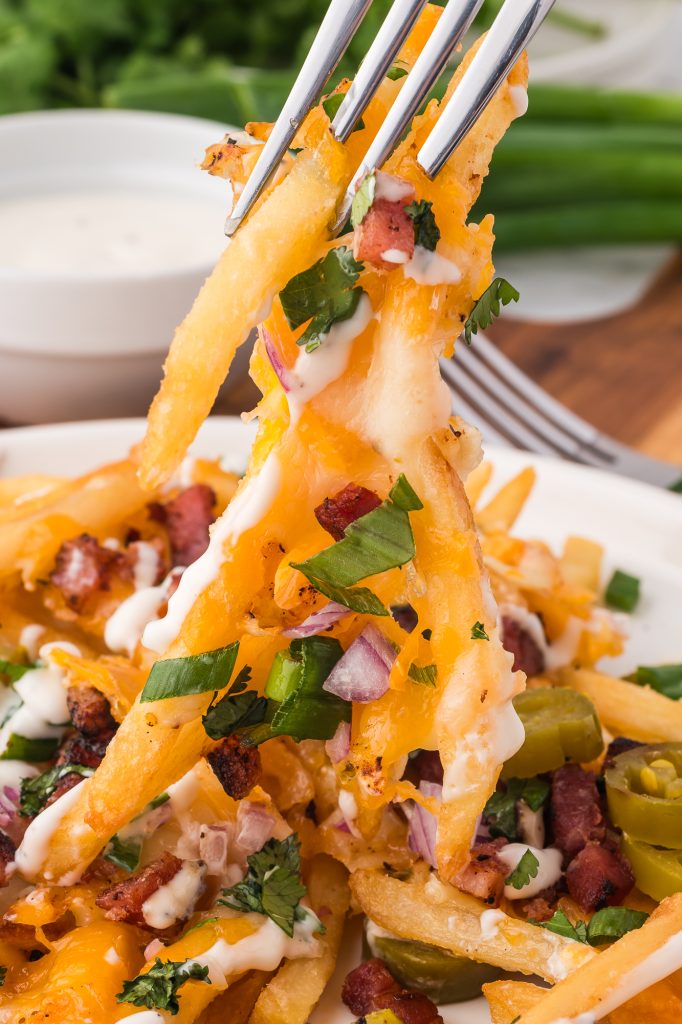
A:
440,335,681,488
224,0,555,236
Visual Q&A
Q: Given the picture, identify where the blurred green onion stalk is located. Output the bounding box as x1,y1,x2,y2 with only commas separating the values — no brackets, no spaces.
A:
1,0,680,250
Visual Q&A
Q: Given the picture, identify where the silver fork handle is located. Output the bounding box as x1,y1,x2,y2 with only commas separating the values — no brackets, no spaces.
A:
224,0,372,237
331,0,486,232
418,0,556,176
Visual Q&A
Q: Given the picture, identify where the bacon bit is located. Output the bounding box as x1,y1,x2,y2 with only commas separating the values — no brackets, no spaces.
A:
44,772,85,809
411,750,444,785
208,736,262,800
353,199,416,271
56,730,114,770
342,958,443,1024
66,686,116,737
453,837,509,907
51,534,128,610
566,843,634,911
521,895,556,921
501,616,545,676
314,484,382,542
164,484,216,567
551,765,605,861
95,852,182,929
0,832,16,887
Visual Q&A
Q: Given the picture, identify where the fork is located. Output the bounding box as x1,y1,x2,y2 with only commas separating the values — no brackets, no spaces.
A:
222,0,680,489
440,335,682,488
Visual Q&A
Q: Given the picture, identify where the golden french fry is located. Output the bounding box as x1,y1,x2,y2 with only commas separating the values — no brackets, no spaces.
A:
0,474,68,518
464,460,493,508
483,979,546,1024
260,738,315,812
350,869,594,982
476,467,536,534
560,669,682,743
510,893,682,1023
198,972,270,1024
560,535,603,592
249,856,349,1024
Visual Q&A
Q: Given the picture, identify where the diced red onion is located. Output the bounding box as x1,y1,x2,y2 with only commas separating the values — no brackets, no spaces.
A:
323,624,397,703
235,801,276,857
283,601,349,639
199,823,232,875
262,328,295,393
325,720,351,764
406,781,441,868
144,938,166,961
0,786,17,830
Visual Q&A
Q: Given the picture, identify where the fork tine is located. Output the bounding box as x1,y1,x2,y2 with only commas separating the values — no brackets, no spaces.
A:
418,0,556,178
224,0,373,237
331,0,430,143
331,0,486,232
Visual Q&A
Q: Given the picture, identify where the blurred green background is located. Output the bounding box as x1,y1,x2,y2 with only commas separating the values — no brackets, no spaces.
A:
2,0,680,250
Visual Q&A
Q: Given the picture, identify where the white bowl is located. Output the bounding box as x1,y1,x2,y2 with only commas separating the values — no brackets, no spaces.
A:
0,108,235,424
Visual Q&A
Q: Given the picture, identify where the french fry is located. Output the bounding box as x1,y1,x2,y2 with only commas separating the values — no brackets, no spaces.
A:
249,856,349,1024
350,869,594,982
560,668,682,743
505,893,682,1023
464,460,493,508
476,467,536,534
560,535,603,592
483,979,546,1024
197,972,271,1024
0,474,67,518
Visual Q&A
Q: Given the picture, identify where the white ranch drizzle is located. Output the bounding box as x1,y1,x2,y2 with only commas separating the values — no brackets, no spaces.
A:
402,245,461,285
381,248,410,265
104,945,122,966
105,570,180,658
18,624,45,660
142,861,205,930
479,908,506,940
15,779,87,880
133,541,164,589
497,843,563,900
118,1013,165,1024
143,452,281,653
0,642,80,758
286,293,373,424
375,171,415,204
509,84,529,117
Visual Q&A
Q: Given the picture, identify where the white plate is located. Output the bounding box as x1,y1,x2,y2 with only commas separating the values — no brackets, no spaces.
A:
1,416,681,1024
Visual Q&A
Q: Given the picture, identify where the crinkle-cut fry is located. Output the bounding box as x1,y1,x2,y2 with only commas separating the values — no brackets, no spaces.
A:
560,668,682,743
476,467,536,534
350,869,594,982
248,855,349,1024
507,893,682,1024
0,457,149,584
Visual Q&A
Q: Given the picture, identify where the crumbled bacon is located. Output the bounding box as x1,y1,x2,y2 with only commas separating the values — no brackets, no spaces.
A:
66,686,116,738
453,837,509,907
0,831,15,887
44,771,85,808
161,484,216,568
208,736,262,800
551,764,605,860
314,484,382,542
50,534,128,610
501,616,545,676
353,199,416,271
342,958,443,1024
56,730,113,771
566,843,634,911
520,894,556,921
96,852,183,928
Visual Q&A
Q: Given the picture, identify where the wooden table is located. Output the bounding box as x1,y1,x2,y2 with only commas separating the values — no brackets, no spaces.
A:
486,253,682,465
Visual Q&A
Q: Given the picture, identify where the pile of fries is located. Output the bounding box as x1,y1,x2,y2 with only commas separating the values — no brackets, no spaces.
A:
0,6,680,1023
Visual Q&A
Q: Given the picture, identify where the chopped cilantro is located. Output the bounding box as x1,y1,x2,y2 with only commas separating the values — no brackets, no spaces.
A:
219,834,307,937
505,848,539,890
0,734,60,762
116,958,210,1015
351,172,376,230
19,763,93,817
0,659,33,683
386,64,408,80
627,663,682,701
471,621,489,641
105,834,142,873
463,278,520,346
279,246,366,354
483,777,549,840
537,906,648,946
405,199,440,251
140,642,240,702
291,475,423,616
605,569,640,612
202,670,267,741
408,663,437,686
322,92,365,130
536,909,588,943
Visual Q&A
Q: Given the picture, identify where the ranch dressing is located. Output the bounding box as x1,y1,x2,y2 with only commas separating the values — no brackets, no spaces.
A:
403,245,461,285
15,778,87,880
142,861,205,930
497,843,563,900
118,1014,165,1024
0,188,224,277
143,454,281,653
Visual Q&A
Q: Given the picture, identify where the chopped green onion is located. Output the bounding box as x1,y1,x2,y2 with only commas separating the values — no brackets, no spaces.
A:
292,475,423,616
0,660,33,683
585,906,648,945
322,92,364,130
605,569,640,612
627,664,682,701
351,172,376,230
386,65,408,81
0,735,59,762
140,642,240,703
105,835,142,873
